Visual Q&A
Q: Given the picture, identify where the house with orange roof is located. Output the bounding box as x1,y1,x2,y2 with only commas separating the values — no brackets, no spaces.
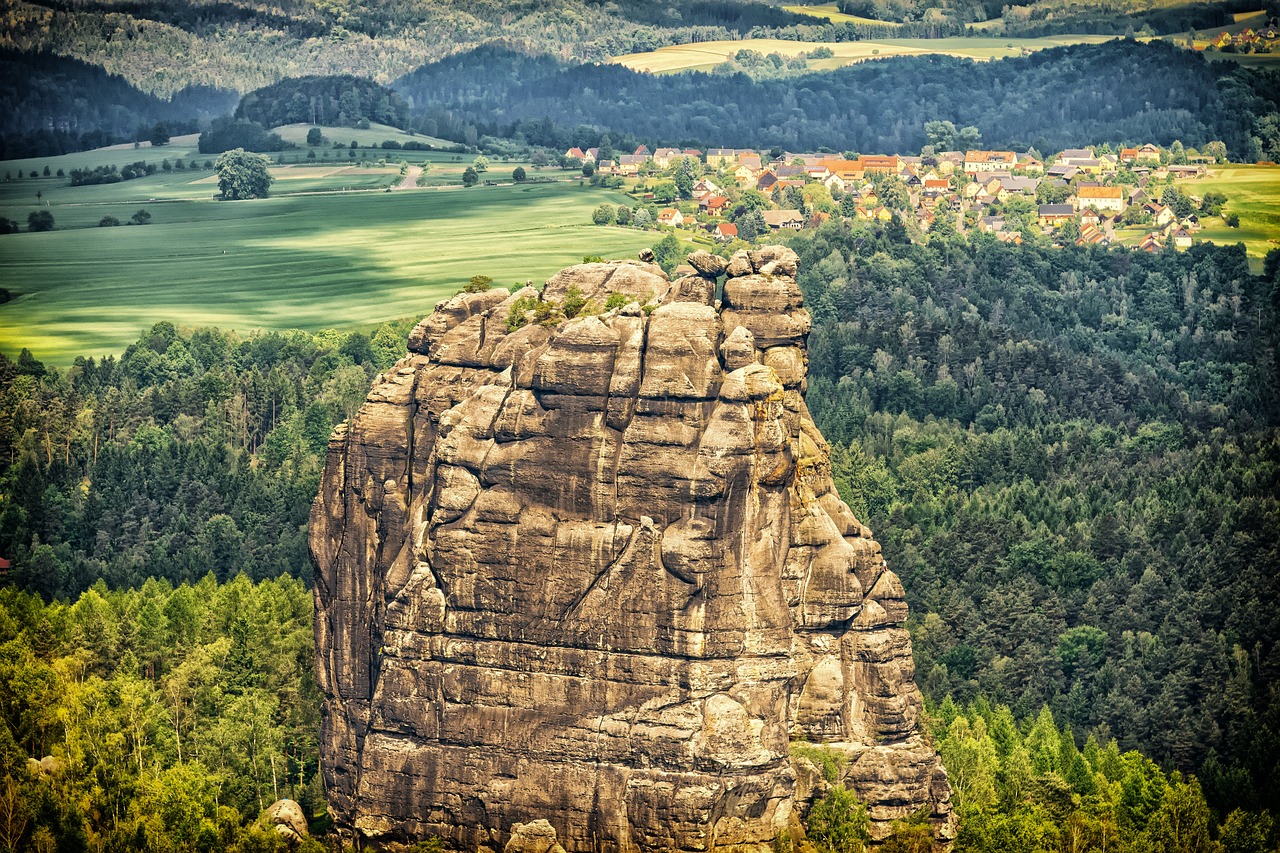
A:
964,150,1017,173
1075,185,1125,213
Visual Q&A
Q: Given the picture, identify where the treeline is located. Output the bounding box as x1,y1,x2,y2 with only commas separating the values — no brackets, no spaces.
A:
0,320,417,599
393,40,1280,159
0,575,326,851
0,48,234,159
933,700,1280,851
783,219,1280,819
235,75,409,131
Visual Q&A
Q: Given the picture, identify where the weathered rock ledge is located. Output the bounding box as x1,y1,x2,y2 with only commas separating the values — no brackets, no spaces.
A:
311,246,954,851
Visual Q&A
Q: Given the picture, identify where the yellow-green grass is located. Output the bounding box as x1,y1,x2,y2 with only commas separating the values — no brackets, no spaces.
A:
612,34,1114,73
1175,165,1280,271
271,122,457,150
0,182,654,365
782,4,900,26
1,134,205,180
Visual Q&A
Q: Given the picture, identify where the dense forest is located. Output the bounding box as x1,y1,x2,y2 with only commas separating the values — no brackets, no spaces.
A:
0,576,325,851
234,76,409,131
0,320,416,596
0,49,233,160
787,223,1280,820
394,41,1280,160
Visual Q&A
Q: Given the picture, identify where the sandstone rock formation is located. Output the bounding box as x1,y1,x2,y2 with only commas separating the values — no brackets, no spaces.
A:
311,247,954,851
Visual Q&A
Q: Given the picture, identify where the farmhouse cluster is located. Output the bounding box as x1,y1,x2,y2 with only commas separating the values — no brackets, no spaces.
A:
576,140,1223,253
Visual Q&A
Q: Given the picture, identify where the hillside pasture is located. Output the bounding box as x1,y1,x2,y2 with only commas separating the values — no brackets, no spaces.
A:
1176,164,1280,268
0,182,654,364
271,123,459,150
781,4,900,26
612,34,1115,73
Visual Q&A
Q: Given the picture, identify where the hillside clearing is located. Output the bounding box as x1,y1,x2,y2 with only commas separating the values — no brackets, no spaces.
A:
613,34,1116,73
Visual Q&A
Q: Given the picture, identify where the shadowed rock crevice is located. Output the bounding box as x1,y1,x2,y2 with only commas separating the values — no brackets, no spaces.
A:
311,247,955,851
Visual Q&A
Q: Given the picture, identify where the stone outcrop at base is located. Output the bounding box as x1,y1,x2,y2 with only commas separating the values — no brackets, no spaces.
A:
311,247,954,851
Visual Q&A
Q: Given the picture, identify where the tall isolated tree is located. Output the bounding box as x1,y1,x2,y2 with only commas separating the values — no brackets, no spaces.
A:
215,149,274,200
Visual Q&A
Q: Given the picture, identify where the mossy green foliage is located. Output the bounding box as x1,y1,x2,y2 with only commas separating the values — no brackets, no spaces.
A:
791,743,848,784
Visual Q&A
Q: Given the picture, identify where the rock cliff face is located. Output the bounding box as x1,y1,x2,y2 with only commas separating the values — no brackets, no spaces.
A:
311,247,954,851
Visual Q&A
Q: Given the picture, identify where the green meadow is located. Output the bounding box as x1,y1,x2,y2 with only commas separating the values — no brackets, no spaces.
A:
0,179,653,365
1176,164,1280,268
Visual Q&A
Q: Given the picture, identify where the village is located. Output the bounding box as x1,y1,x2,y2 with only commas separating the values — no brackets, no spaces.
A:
570,139,1228,254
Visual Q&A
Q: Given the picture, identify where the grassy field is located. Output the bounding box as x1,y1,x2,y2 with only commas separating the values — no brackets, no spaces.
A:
271,123,458,150
781,3,900,26
1175,165,1280,270
613,34,1114,73
0,181,654,365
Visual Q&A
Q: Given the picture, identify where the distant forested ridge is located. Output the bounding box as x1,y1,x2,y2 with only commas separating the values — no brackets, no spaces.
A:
0,49,234,159
395,40,1280,159
235,76,409,131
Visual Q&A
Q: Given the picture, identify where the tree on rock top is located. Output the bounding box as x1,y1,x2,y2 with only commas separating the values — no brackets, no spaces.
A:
216,148,274,200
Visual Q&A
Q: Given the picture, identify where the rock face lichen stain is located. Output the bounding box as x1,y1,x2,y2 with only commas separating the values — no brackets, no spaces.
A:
310,246,955,852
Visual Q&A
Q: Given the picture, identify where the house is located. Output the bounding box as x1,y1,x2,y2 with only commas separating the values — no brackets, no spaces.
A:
1169,164,1206,177
1173,228,1193,249
1078,224,1107,245
1047,165,1080,180
1120,147,1139,164
964,150,1017,173
584,147,599,162
682,149,703,160
762,209,804,229
1076,185,1125,213
823,174,847,193
859,155,900,174
1144,202,1175,227
738,152,763,173
692,178,721,197
917,208,936,230
923,178,950,197
0,556,8,579
565,147,586,160
707,148,750,168
657,208,683,226
634,145,652,157
1137,143,1161,160
653,147,682,167
1139,233,1163,252
979,215,1006,234
699,195,730,214
733,164,758,185
714,222,738,241
1038,203,1075,227
1056,148,1095,166
756,171,780,192
934,152,963,174
1182,213,1201,230
1000,176,1039,194
614,154,646,175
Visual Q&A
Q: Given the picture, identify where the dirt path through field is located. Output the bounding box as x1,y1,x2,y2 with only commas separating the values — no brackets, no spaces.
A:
398,166,422,189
